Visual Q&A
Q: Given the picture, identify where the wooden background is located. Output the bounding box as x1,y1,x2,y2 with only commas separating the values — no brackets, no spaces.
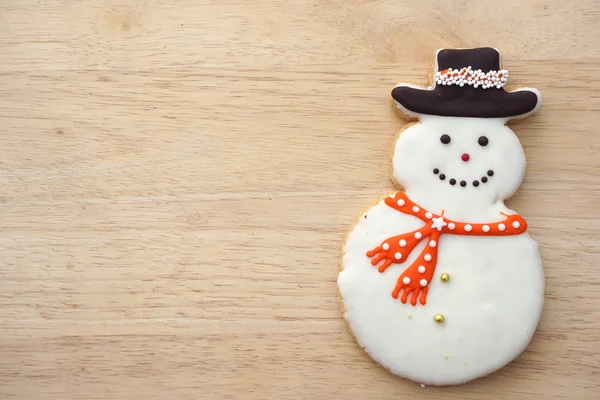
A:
1,0,599,399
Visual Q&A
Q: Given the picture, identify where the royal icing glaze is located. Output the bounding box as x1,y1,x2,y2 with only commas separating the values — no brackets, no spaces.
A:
391,47,541,118
338,48,545,386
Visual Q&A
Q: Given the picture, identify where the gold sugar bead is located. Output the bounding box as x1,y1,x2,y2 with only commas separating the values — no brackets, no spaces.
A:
440,273,450,282
434,313,445,323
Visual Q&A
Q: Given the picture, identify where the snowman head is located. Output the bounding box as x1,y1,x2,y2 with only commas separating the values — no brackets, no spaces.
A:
390,48,541,206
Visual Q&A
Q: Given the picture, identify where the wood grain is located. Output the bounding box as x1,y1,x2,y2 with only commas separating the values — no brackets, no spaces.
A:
1,0,599,399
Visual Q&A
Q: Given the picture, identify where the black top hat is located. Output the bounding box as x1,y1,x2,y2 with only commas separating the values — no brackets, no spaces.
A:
391,48,541,118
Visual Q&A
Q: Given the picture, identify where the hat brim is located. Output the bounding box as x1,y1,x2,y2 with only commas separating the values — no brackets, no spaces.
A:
391,84,541,119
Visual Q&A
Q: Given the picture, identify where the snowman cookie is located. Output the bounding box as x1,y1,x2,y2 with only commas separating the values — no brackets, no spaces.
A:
337,48,544,386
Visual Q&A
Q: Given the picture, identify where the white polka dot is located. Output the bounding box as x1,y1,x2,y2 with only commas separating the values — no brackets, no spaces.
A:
498,223,506,232
414,232,422,239
429,240,437,248
448,223,455,230
399,239,407,247
420,279,428,287
464,224,472,232
382,243,390,250
395,252,402,260
418,266,426,274
412,206,420,213
424,254,432,262
425,212,433,219
513,221,520,229
397,199,405,207
482,225,490,232
402,277,411,285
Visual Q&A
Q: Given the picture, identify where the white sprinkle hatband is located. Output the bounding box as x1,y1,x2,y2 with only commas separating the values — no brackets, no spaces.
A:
435,66,509,90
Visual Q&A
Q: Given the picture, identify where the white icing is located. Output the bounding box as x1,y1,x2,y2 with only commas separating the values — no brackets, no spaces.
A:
482,225,490,232
425,212,433,219
418,266,426,274
419,279,428,287
382,243,390,250
403,277,411,284
414,232,423,239
399,239,407,247
397,199,405,206
464,224,472,232
338,101,544,385
339,199,544,386
513,221,521,229
395,252,402,260
498,223,506,232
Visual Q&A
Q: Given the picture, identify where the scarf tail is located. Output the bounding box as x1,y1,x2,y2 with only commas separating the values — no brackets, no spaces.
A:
392,230,440,306
366,225,432,273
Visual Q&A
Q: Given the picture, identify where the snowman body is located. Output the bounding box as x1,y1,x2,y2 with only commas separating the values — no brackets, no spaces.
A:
338,115,545,386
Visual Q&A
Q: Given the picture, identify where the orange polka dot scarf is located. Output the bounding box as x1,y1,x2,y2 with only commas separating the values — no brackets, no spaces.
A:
367,192,528,306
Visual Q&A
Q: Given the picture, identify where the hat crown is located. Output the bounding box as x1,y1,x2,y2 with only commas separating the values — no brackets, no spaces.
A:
437,48,500,72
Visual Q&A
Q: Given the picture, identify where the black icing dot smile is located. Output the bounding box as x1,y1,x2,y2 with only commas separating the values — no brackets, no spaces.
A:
432,168,494,188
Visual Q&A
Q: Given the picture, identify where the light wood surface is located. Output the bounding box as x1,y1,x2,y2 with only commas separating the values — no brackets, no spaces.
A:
1,1,599,399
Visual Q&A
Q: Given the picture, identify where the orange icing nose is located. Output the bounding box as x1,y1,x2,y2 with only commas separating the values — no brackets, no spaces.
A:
461,153,470,162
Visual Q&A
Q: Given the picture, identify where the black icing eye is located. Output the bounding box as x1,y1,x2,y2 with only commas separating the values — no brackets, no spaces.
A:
440,134,451,144
478,136,489,146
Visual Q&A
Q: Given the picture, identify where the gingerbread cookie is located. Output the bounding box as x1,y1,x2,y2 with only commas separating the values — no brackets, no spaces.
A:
337,48,544,386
